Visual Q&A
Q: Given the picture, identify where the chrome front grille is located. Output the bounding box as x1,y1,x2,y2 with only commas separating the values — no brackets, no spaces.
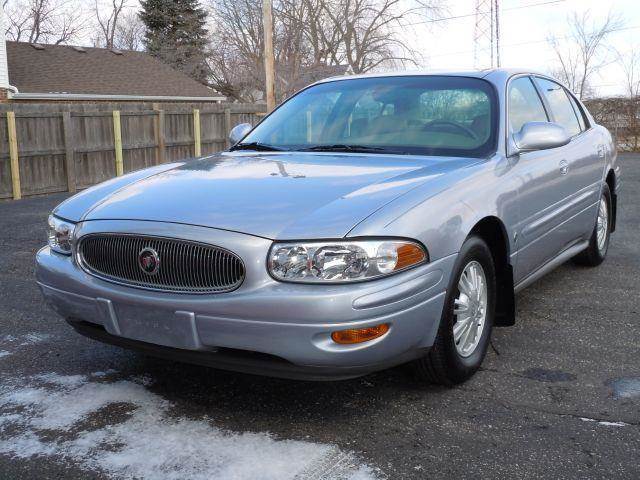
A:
78,234,245,293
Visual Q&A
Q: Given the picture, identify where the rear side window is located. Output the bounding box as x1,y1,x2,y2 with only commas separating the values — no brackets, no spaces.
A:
567,93,588,131
535,77,581,137
508,76,548,133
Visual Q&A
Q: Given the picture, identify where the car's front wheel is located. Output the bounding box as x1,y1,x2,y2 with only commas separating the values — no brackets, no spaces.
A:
414,236,496,386
573,183,611,267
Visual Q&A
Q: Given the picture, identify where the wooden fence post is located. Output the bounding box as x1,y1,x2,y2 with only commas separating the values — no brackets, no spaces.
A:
62,112,77,193
154,108,166,165
224,108,231,149
112,110,124,176
7,111,20,200
193,108,201,157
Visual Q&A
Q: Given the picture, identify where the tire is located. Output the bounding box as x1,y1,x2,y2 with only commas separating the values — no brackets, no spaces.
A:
414,236,496,386
573,183,611,267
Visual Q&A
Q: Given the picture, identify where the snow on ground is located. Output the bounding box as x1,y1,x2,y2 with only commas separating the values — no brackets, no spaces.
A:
0,332,53,348
0,371,380,480
0,333,55,360
609,377,640,400
579,417,628,427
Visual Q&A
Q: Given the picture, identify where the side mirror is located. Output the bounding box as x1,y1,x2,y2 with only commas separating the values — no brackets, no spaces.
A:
229,123,252,147
510,122,570,155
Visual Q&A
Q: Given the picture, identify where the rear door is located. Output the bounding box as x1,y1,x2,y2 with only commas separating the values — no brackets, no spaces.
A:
533,77,602,244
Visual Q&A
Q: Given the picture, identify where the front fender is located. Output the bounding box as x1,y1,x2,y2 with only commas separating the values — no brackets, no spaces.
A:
348,157,518,263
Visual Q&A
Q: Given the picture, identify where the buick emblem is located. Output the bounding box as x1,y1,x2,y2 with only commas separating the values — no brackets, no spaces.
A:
138,247,160,275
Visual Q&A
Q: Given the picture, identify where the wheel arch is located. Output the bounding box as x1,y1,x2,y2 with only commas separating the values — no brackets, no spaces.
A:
468,216,515,326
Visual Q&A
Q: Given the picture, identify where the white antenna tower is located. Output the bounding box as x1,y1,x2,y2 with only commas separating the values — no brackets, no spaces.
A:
473,0,500,69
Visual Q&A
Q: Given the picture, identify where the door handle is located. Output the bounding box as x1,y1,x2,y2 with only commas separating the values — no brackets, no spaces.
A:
559,160,569,175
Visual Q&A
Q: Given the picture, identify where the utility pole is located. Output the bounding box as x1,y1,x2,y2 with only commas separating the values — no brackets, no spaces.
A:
263,0,276,112
473,0,501,69
494,0,501,67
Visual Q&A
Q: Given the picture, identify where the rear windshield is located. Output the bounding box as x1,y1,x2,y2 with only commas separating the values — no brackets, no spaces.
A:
241,76,498,158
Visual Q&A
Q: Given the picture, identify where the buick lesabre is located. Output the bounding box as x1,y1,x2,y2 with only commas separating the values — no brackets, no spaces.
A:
37,69,620,385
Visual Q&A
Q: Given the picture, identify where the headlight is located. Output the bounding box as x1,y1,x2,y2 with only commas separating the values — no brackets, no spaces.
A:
47,215,75,255
268,239,427,283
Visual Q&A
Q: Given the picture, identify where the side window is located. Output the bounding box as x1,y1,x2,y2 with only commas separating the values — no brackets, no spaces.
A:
535,78,581,137
567,93,588,131
508,76,548,133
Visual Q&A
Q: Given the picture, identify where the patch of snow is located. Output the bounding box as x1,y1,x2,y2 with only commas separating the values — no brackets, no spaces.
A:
130,374,154,387
580,417,628,427
0,431,57,458
34,373,87,388
0,332,53,351
597,421,628,427
610,377,640,400
91,370,118,378
19,333,53,346
0,333,55,360
0,372,380,480
0,413,21,429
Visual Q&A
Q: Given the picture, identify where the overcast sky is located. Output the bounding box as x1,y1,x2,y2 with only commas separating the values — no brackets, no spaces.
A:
94,0,637,98
400,0,638,97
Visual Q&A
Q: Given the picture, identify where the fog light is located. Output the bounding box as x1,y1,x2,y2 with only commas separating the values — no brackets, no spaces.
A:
331,324,389,344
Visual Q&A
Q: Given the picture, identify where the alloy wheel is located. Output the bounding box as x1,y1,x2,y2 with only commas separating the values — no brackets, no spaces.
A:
453,260,488,357
596,197,609,253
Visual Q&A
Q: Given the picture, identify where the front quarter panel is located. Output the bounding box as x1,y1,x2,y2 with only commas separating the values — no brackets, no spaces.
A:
348,154,520,262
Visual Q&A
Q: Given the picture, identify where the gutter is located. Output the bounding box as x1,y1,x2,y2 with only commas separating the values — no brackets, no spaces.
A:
8,92,226,102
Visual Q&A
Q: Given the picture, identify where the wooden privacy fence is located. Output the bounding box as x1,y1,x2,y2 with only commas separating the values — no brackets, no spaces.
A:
0,103,266,200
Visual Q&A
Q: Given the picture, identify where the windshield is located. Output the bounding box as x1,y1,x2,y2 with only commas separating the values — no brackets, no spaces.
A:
238,76,498,158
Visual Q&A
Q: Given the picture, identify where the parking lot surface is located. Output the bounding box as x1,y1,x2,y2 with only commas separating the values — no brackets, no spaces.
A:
0,154,638,479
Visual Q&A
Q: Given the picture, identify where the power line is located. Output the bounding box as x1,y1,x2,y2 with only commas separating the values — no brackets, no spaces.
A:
423,24,640,59
398,0,566,28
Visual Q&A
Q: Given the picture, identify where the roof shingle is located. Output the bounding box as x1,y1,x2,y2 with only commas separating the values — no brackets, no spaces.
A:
7,41,220,98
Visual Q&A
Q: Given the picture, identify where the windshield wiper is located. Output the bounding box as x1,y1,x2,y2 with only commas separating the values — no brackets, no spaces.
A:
230,142,283,152
298,144,388,153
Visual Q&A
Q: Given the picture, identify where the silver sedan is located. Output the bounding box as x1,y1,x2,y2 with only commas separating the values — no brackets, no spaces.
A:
37,69,620,385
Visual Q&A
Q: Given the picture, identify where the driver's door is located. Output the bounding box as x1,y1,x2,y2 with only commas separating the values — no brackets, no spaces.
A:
508,76,575,284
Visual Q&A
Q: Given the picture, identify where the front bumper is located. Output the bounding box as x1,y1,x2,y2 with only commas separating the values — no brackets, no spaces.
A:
36,221,454,380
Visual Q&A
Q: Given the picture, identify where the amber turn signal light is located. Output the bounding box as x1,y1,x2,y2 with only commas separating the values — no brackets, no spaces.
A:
394,243,426,271
331,324,390,344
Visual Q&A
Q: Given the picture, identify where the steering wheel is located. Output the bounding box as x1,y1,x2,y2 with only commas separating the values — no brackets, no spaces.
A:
422,120,478,140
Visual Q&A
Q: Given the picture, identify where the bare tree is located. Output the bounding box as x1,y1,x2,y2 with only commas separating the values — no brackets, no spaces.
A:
3,0,31,40
549,10,623,99
616,45,640,150
92,0,126,49
4,0,86,45
619,46,640,98
113,10,144,51
322,0,417,74
206,0,442,102
206,0,264,101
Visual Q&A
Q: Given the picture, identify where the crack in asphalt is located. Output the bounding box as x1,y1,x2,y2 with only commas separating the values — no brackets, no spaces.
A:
464,374,640,428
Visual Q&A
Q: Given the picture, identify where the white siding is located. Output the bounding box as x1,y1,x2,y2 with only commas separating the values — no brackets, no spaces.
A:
0,7,10,88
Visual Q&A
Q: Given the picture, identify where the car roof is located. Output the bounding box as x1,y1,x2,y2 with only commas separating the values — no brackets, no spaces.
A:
315,68,551,85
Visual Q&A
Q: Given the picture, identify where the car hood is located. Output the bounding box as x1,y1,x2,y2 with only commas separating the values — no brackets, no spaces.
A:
70,152,479,239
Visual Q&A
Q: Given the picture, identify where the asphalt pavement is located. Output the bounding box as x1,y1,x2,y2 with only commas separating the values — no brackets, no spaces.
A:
0,154,638,479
